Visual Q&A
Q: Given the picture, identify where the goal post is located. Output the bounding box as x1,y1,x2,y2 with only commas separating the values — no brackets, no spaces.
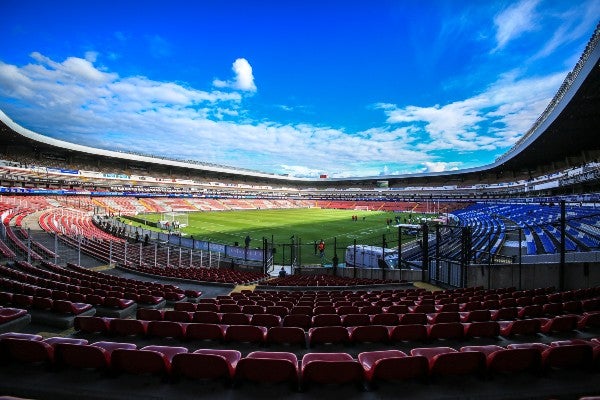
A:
158,212,188,230
354,206,370,211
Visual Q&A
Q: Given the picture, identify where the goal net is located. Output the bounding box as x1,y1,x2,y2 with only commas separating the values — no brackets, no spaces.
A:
354,206,370,211
158,212,188,230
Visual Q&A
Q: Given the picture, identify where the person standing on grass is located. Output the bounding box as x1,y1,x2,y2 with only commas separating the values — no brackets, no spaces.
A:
318,239,325,260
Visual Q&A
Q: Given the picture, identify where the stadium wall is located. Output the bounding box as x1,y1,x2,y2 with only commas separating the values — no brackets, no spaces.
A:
466,262,600,290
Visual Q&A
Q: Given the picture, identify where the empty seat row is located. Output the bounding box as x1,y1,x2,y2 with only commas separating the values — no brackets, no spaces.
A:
2,333,598,390
0,307,28,323
136,308,600,332
0,293,93,316
173,297,600,318
75,315,591,345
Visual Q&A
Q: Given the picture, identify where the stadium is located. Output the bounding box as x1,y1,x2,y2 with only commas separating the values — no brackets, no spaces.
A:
0,5,599,400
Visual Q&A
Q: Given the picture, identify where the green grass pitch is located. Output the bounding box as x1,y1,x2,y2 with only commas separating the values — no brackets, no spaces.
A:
132,208,427,264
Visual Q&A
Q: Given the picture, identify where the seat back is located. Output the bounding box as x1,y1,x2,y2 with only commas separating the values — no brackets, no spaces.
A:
54,343,109,369
235,351,298,384
111,349,168,375
266,326,306,346
185,323,224,341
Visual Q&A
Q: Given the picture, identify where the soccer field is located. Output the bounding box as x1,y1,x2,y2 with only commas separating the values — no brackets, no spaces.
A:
132,208,427,264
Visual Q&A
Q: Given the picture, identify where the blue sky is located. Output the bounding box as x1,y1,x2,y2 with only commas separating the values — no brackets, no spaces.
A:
0,1,598,178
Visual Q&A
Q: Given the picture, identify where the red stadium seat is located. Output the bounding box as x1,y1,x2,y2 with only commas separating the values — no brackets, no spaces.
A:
54,343,111,370
460,309,491,322
184,323,225,341
311,314,342,327
241,305,265,315
389,324,428,342
224,325,266,344
250,313,281,328
219,304,242,313
266,326,306,347
2,338,54,364
491,307,518,321
435,303,460,312
463,321,500,338
428,322,464,340
308,326,350,347
399,313,427,325
518,305,544,319
578,312,600,329
147,320,185,339
235,351,299,384
371,313,399,326
499,319,542,337
74,316,111,333
358,350,429,382
342,313,371,327
411,346,485,377
137,308,164,321
459,344,541,375
171,349,241,380
283,314,312,330
539,315,579,334
192,311,220,324
301,352,363,385
428,312,461,324
92,341,137,355
265,306,289,318
336,305,360,315
109,318,148,336
220,312,250,325
195,303,219,312
348,325,389,343
112,346,186,375
173,302,196,312
542,343,594,370
163,310,192,323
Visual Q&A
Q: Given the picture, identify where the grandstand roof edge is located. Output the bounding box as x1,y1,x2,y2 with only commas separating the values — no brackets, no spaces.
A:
0,109,308,182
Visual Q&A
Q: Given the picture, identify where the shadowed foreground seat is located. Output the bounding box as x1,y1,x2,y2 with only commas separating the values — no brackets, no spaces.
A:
184,323,224,341
171,349,241,380
235,351,298,384
389,324,428,342
55,343,112,370
224,325,267,344
349,325,389,343
109,318,148,336
74,316,111,333
308,326,349,347
2,338,54,364
301,352,363,386
266,326,306,347
112,345,187,375
411,347,485,377
358,350,429,383
460,345,541,375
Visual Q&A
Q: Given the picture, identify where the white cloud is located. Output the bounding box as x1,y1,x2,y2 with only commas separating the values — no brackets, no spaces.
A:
84,51,98,63
0,52,436,178
492,0,539,52
279,165,324,178
378,67,566,154
232,58,256,91
213,58,256,92
533,0,600,60
422,161,462,173
0,46,573,179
